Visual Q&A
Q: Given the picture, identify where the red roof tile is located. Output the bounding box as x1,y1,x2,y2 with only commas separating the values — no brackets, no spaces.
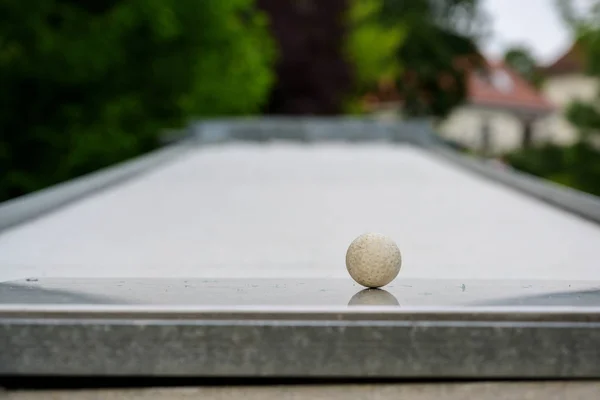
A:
467,60,555,113
543,42,586,75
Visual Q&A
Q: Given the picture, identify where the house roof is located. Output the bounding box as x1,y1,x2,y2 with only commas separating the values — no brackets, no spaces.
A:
362,56,555,115
467,60,555,113
542,42,586,76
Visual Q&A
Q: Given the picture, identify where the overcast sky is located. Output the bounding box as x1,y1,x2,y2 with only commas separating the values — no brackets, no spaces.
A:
480,0,592,65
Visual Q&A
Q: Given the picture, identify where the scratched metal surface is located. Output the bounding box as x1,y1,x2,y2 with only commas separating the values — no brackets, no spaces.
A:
3,277,600,378
2,278,600,308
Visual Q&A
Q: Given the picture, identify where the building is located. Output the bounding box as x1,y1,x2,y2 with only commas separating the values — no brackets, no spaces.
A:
540,42,599,145
363,58,557,155
364,45,600,155
437,60,555,155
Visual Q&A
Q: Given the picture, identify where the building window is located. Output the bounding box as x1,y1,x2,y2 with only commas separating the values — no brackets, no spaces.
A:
491,70,514,93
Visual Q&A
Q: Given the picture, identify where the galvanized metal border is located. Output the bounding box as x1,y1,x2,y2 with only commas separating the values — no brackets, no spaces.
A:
0,141,191,232
427,144,600,225
2,306,600,378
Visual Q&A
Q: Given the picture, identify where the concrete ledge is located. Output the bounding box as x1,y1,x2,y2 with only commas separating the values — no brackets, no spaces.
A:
429,144,600,225
3,381,600,400
0,142,190,232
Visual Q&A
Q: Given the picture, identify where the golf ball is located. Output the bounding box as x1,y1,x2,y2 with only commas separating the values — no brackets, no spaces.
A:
346,232,402,288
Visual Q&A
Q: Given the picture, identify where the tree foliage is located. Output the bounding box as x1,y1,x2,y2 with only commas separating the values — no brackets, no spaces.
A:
0,0,275,201
557,0,600,140
506,141,600,196
381,0,489,38
379,0,488,119
503,46,544,89
346,0,406,92
257,0,353,115
505,1,600,197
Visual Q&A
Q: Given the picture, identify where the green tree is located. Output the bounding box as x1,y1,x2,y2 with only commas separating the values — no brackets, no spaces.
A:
346,0,407,92
504,0,600,196
0,0,275,202
557,0,600,142
562,3,600,193
503,46,544,89
379,0,488,119
256,0,353,115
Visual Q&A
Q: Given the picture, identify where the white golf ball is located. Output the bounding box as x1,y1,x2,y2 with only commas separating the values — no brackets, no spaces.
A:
345,232,402,288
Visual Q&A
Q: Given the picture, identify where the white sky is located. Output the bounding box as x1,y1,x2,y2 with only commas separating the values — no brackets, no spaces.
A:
480,0,592,65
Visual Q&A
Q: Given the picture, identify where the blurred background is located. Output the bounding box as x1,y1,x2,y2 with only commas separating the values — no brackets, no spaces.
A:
1,0,598,203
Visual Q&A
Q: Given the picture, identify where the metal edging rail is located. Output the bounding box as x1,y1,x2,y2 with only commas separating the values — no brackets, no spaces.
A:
1,304,600,322
426,142,600,226
0,140,192,233
2,304,600,378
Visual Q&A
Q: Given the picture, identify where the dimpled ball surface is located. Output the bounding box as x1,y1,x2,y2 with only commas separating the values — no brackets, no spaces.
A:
345,233,402,288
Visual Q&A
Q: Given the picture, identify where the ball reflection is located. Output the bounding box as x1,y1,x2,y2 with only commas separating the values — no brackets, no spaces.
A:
348,288,400,306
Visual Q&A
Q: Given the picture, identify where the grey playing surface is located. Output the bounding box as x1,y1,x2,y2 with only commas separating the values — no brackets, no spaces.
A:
1,143,599,282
